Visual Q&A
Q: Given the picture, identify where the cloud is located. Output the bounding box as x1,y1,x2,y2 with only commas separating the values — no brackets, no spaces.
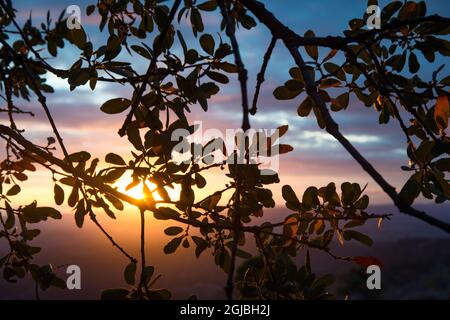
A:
7,0,447,206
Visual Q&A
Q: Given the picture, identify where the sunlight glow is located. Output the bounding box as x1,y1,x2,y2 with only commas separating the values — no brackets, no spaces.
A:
113,175,180,202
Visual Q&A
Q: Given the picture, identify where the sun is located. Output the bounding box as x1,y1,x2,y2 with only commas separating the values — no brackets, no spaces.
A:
113,174,180,202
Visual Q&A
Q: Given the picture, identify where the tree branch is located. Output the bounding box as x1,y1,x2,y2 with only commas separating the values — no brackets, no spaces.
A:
219,0,250,132
117,0,181,137
218,0,252,299
89,209,137,263
343,46,414,147
240,0,450,234
138,207,147,297
239,0,449,49
250,37,276,115
0,38,71,160
0,1,66,77
291,46,450,233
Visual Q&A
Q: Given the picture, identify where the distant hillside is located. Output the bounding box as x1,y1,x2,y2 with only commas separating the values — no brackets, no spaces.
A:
1,204,449,299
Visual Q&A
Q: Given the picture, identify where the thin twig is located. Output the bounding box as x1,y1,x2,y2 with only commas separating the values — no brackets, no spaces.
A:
0,38,70,159
254,232,276,282
138,207,148,297
250,37,276,115
218,0,250,132
218,0,252,300
89,210,137,263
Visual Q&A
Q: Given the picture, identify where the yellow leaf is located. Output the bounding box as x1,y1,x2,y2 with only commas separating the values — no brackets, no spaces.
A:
283,216,298,247
269,125,289,149
153,145,163,155
323,49,338,62
254,207,263,217
400,26,409,36
337,230,344,246
435,94,449,131
314,219,324,234
374,95,384,111
277,125,289,138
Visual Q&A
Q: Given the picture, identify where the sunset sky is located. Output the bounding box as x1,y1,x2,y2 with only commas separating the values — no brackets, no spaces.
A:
2,0,450,301
4,0,450,208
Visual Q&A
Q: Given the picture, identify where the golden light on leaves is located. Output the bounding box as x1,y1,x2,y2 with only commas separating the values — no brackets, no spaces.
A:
378,217,383,229
337,230,344,246
434,94,449,132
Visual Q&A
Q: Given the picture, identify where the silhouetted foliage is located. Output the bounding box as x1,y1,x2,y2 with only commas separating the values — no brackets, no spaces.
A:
0,0,449,300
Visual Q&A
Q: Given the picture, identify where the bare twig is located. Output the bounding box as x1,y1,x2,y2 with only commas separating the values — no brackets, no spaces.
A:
250,37,276,115
89,210,137,263
254,232,276,282
218,0,252,300
138,207,148,297
218,0,250,132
